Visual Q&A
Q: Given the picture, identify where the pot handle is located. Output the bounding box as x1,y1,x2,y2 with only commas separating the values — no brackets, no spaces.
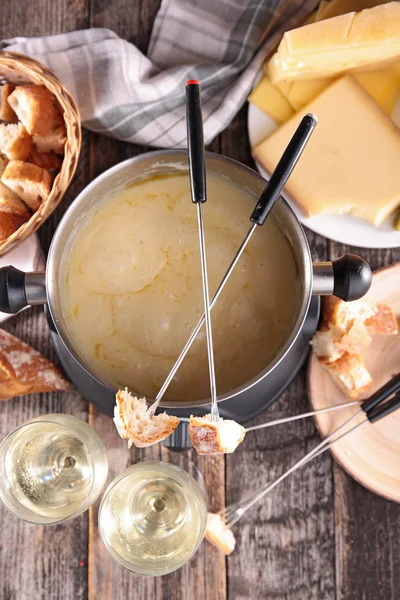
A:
312,254,372,301
0,266,46,314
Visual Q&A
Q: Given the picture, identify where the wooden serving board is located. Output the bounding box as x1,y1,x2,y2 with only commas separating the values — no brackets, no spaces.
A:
308,263,400,502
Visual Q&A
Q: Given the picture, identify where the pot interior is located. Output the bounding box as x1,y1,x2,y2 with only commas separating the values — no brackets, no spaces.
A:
48,151,312,408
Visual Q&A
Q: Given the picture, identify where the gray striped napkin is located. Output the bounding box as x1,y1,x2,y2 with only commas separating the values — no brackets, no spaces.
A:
1,0,315,148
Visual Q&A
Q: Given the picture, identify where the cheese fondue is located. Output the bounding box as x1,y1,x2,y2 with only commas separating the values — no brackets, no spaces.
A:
61,172,299,402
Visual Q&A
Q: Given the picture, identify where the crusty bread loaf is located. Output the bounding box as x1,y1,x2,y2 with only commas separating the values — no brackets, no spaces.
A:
0,83,17,123
28,147,62,172
0,328,71,399
8,84,61,136
0,211,27,240
1,160,52,211
114,389,180,448
318,352,372,399
189,414,246,455
205,512,236,555
0,122,32,161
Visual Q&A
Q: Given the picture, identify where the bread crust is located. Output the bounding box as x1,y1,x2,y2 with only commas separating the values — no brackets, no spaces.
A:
0,328,71,400
0,83,17,123
365,303,398,335
189,415,246,455
0,211,27,240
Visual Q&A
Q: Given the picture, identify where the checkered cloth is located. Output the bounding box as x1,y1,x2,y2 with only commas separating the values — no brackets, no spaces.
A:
1,0,315,148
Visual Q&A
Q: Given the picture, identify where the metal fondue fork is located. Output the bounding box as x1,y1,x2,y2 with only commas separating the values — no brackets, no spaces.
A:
219,373,400,528
147,111,318,417
185,80,218,420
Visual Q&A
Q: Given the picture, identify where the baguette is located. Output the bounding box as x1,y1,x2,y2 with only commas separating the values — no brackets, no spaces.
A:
1,160,52,211
189,414,246,455
0,328,71,400
114,389,180,448
8,84,61,136
0,83,17,123
0,122,32,161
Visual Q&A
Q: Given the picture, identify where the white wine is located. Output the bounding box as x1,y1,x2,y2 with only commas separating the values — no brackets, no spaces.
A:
0,415,108,524
99,462,207,575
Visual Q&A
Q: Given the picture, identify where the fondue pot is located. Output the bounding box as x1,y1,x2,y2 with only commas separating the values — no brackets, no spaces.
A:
0,151,371,449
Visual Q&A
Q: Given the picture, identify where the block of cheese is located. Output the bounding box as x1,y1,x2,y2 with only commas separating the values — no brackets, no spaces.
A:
268,3,400,82
253,76,400,226
248,75,294,123
282,65,400,115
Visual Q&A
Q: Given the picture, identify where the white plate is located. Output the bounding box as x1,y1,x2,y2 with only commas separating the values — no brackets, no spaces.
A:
247,87,400,249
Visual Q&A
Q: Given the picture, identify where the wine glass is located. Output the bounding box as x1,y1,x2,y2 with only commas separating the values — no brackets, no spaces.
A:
0,414,108,524
98,460,207,576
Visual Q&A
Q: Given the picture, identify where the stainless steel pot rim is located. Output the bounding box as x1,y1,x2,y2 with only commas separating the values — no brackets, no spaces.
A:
47,149,313,409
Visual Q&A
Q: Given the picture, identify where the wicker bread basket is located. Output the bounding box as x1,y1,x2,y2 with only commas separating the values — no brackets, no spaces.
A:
0,51,81,256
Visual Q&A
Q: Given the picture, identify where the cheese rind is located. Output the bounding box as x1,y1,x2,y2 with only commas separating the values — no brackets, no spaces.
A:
253,76,400,226
269,2,400,82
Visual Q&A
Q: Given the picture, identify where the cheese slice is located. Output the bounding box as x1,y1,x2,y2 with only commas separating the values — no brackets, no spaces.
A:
269,3,400,82
248,75,294,123
253,76,400,226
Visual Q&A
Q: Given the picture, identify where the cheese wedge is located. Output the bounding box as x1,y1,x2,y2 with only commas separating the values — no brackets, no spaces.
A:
269,3,400,82
253,76,400,226
248,75,294,123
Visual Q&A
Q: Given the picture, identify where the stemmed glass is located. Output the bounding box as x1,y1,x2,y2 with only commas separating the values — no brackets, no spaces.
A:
0,414,108,525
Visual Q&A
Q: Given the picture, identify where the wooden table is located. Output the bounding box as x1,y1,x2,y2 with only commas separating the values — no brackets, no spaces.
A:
1,2,400,599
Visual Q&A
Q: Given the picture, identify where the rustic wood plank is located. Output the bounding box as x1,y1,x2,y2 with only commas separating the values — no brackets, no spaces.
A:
334,464,400,600
0,3,91,600
220,109,335,600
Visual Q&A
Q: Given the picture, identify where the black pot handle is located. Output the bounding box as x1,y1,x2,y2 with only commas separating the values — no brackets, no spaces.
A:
332,254,372,301
0,266,46,314
0,266,28,314
312,254,372,301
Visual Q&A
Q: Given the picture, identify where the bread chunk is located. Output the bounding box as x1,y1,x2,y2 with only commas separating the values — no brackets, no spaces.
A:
205,512,236,555
1,160,51,211
189,414,246,455
8,84,61,136
114,389,180,448
0,122,32,161
318,352,372,399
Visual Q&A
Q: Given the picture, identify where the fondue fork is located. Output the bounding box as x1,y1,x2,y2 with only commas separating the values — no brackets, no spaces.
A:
147,112,318,417
219,373,400,528
185,80,219,420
